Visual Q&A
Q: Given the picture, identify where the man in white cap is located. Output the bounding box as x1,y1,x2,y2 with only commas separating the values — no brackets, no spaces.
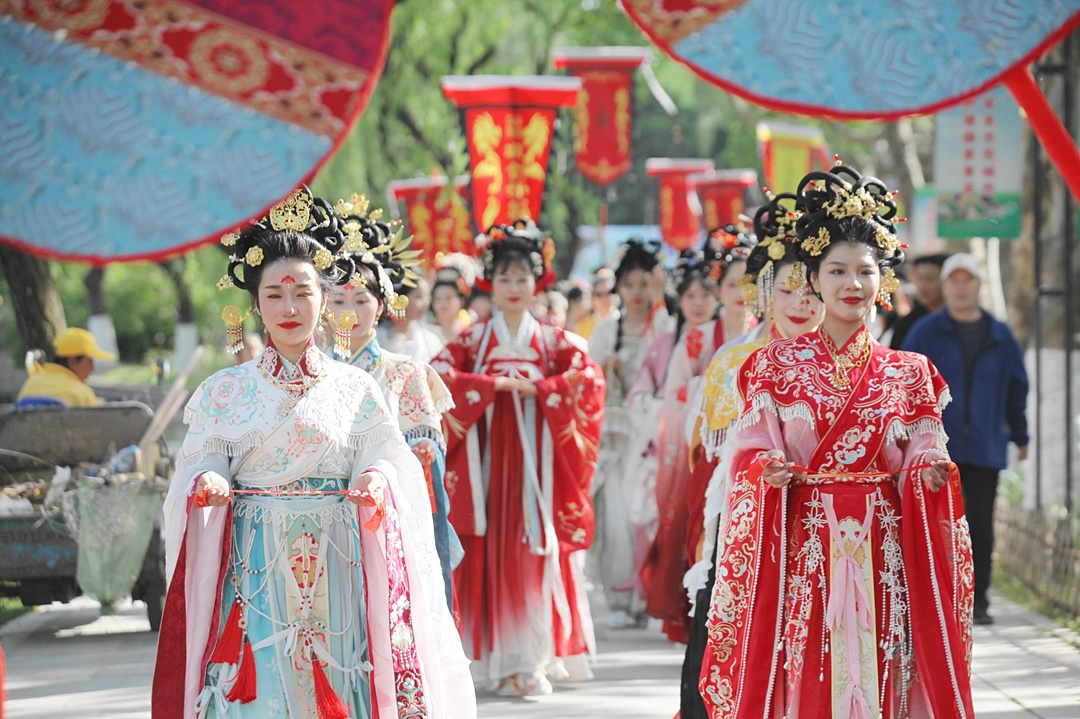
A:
16,328,116,408
902,253,1029,625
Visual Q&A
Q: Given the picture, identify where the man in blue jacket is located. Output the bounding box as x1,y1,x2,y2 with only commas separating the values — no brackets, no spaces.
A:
903,253,1029,625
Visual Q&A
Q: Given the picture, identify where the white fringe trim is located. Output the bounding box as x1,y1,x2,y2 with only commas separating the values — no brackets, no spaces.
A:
937,386,953,413
346,422,402,451
233,495,358,527
403,424,446,452
177,430,267,470
884,417,949,452
178,422,401,469
733,393,816,432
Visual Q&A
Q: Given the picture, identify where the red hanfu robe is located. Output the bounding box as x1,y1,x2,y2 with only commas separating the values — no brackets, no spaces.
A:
700,328,975,719
430,312,605,684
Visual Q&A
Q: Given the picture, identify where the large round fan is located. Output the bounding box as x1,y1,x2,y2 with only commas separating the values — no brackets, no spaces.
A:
0,0,393,264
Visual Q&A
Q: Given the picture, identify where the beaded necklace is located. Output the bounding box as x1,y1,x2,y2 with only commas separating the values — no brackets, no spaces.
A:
820,329,871,390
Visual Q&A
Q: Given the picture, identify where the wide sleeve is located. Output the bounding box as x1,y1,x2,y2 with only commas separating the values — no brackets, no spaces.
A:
534,334,606,549
429,327,497,539
430,329,497,440
700,362,790,717
347,379,477,719
889,355,975,717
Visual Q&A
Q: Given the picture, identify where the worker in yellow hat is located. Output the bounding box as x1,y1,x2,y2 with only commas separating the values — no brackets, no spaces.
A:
16,328,116,408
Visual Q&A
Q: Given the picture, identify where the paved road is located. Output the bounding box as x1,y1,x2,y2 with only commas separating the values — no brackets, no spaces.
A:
2,593,1078,718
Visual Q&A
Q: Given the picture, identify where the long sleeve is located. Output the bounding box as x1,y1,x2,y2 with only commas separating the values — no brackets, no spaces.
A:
1005,336,1030,448
534,338,606,549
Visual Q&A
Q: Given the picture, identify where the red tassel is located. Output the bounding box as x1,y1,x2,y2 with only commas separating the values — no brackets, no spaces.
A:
312,659,350,719
209,600,244,664
225,640,258,704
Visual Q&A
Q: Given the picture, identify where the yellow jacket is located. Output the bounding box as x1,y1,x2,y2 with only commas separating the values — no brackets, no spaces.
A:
17,363,101,407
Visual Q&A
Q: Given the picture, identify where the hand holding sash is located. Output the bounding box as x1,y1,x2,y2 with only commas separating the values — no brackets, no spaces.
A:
193,471,231,508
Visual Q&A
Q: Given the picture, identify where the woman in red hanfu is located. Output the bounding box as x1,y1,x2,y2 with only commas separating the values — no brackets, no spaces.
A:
429,220,605,697
629,237,737,644
699,163,975,719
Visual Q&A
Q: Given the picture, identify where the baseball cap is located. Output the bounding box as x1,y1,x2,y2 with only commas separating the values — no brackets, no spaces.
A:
940,253,985,283
53,328,116,360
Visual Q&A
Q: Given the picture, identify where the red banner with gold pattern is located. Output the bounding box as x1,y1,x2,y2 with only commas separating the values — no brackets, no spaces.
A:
690,169,757,230
552,48,650,187
442,76,581,230
646,158,714,250
756,121,830,196
388,176,475,267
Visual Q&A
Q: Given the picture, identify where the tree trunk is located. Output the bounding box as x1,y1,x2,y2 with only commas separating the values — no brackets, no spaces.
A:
0,245,66,354
83,268,108,315
161,259,195,323
161,258,199,373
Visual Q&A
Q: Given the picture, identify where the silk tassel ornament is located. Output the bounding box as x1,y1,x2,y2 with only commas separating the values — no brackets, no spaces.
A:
312,659,350,719
332,310,358,359
224,640,258,704
222,305,252,354
209,599,244,664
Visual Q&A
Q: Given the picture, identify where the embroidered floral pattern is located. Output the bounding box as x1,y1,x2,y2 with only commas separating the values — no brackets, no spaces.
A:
685,328,704,361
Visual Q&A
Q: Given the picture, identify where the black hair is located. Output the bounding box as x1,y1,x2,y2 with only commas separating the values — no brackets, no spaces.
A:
433,268,468,299
793,164,905,282
912,253,950,268
491,248,537,279
225,190,353,306
466,289,491,307
481,219,550,287
614,239,661,286
50,354,85,369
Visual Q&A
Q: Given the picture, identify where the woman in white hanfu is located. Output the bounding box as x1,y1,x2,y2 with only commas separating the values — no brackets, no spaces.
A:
151,188,475,719
586,239,672,628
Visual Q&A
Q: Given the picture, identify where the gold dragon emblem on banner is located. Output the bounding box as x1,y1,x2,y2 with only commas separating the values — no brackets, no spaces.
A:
472,109,551,229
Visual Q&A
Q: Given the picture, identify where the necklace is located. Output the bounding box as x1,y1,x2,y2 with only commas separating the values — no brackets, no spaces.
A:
258,362,321,416
820,329,871,389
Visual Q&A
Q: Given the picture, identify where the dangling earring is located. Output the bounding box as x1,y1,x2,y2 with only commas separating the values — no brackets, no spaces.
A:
222,305,253,354
877,267,900,311
331,310,358,359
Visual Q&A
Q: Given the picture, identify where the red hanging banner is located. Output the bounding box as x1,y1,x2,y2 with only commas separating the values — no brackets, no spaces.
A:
441,76,581,230
552,47,651,187
387,176,475,267
646,158,714,250
689,169,757,230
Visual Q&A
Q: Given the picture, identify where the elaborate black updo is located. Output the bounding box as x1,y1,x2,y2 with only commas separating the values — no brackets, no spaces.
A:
613,239,661,286
478,219,555,292
221,188,354,305
792,163,905,278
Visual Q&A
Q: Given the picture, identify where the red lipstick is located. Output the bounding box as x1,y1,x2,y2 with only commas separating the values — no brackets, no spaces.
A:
841,297,863,306
279,321,301,329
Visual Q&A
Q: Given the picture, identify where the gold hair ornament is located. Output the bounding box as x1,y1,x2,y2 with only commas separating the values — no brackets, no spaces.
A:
222,305,253,354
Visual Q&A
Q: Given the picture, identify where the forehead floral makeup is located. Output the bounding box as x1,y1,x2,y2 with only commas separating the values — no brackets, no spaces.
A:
280,274,296,285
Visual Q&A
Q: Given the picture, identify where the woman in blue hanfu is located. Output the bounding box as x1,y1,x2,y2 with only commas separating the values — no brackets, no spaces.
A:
151,188,475,719
329,193,460,611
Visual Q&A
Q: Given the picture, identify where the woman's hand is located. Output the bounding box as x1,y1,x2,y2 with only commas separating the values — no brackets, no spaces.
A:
921,460,951,492
194,472,231,507
494,377,538,396
759,449,796,489
347,470,385,507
